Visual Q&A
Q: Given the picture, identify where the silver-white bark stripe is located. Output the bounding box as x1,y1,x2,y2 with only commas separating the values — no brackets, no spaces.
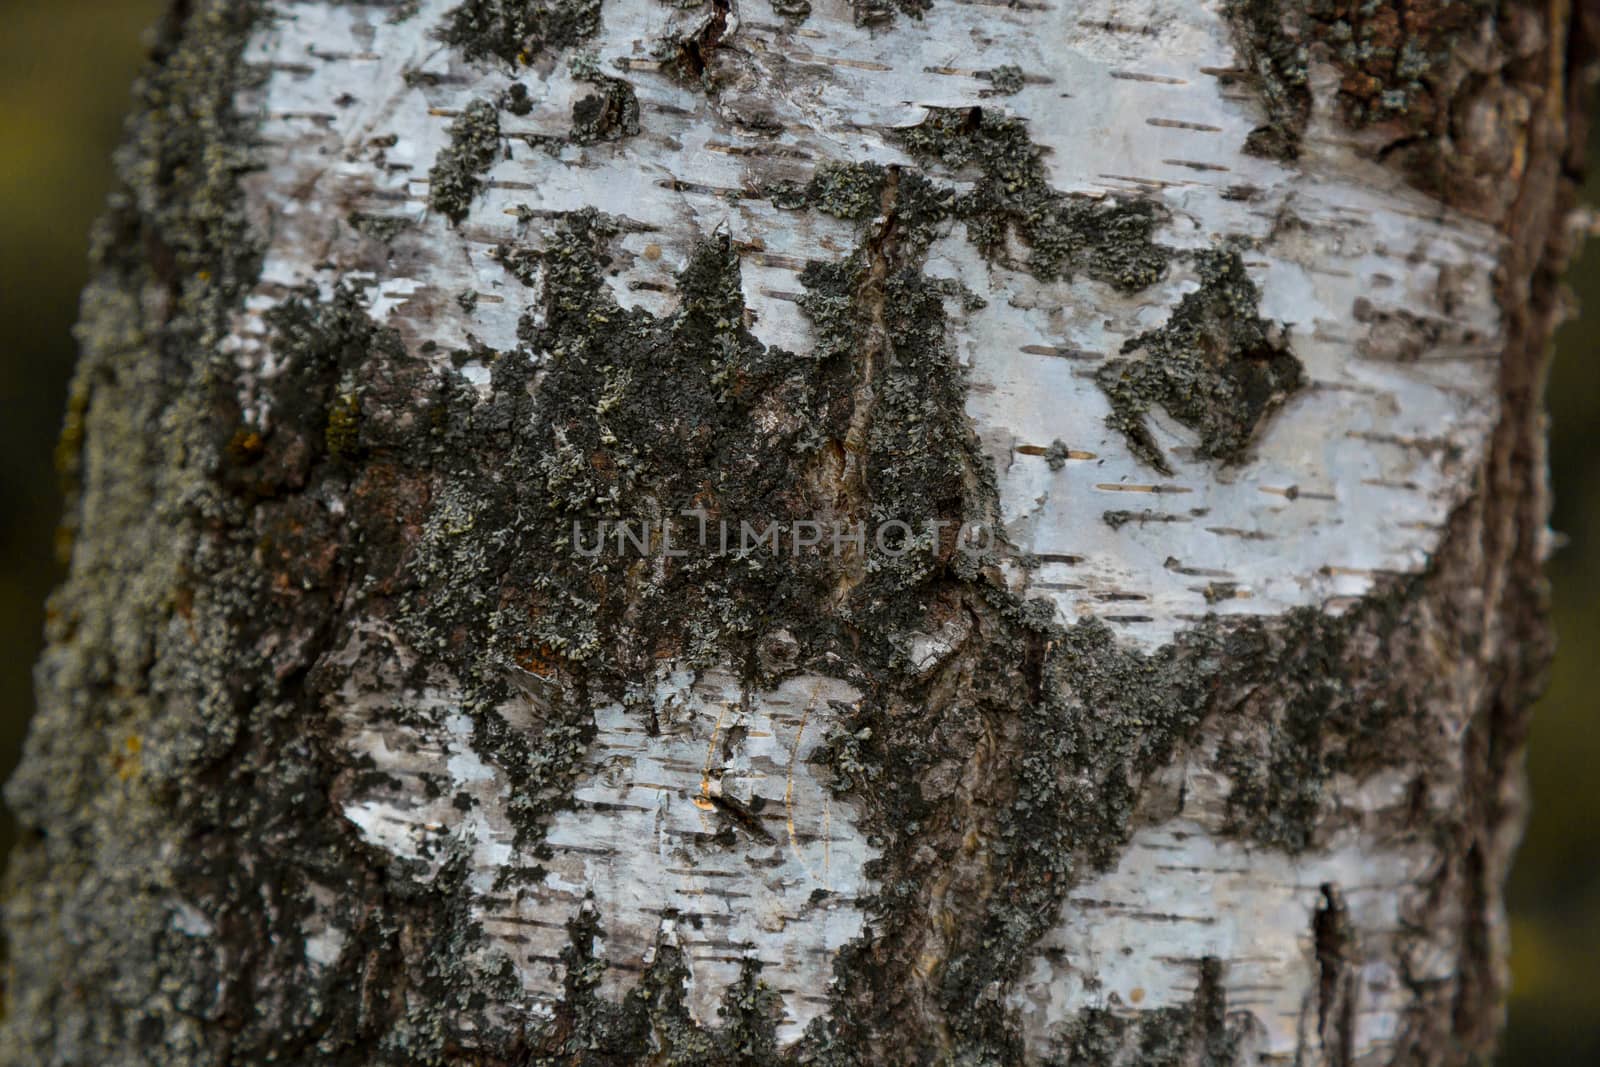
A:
329,624,874,1040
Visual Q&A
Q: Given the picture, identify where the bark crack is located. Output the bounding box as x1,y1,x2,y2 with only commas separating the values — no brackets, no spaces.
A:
838,165,902,511
1313,882,1357,1067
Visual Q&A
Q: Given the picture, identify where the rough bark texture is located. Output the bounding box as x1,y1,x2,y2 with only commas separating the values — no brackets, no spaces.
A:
2,0,1593,1064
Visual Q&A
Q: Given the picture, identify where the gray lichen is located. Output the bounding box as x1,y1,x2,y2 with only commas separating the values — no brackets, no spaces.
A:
1095,247,1304,474
1222,0,1493,184
893,106,1172,291
519,902,786,1064
806,161,892,222
769,0,811,20
853,0,931,26
648,0,733,90
568,52,640,144
1051,957,1246,1066
979,64,1025,95
440,0,604,66
427,98,502,224
347,210,414,242
1222,0,1312,160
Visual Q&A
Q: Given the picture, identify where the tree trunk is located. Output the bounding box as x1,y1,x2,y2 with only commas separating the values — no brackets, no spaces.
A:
4,0,1593,1063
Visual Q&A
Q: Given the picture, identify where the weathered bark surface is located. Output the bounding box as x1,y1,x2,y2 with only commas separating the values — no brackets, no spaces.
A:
2,0,1592,1064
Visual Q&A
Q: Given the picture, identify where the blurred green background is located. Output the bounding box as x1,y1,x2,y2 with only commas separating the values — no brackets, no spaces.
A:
0,1,1595,1060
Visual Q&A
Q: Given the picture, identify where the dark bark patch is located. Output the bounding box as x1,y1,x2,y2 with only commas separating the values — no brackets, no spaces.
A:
1313,883,1358,1064
1211,593,1429,852
770,0,812,22
347,210,415,243
1222,0,1314,160
568,52,640,144
440,0,604,66
395,203,990,702
853,0,931,27
655,0,732,85
892,107,1172,292
534,901,786,1062
1223,0,1549,220
245,283,413,484
1058,957,1248,1066
1094,247,1304,474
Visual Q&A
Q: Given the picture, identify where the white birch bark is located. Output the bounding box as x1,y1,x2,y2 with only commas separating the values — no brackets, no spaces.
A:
2,0,1586,1065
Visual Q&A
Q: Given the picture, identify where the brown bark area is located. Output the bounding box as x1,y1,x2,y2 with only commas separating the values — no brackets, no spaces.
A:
1328,7,1599,1060
1341,5,1600,1060
1436,1,1600,1055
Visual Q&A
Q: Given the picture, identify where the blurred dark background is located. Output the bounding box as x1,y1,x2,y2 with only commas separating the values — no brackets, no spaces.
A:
0,1,1595,1060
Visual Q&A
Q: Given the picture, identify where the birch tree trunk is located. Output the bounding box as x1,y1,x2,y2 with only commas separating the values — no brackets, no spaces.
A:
3,0,1593,1063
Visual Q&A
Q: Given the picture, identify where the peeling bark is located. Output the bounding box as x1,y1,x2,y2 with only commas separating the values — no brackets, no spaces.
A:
2,0,1592,1065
